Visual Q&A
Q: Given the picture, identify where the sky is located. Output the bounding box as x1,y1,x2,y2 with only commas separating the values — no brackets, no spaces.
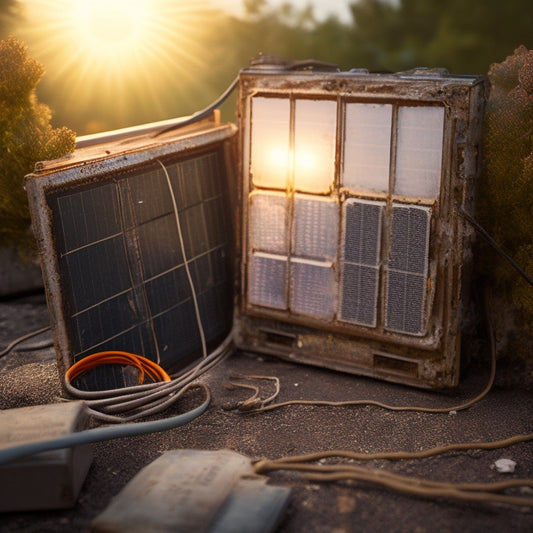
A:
13,0,356,133
211,0,353,23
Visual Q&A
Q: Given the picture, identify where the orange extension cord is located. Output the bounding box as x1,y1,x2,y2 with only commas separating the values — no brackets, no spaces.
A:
65,351,171,385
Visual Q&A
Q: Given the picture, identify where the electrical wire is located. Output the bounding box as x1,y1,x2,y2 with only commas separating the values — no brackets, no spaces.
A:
156,158,207,360
458,208,533,287
0,325,51,358
66,351,172,385
152,58,338,138
223,374,280,411
0,382,210,466
255,432,533,466
153,75,239,138
64,330,234,423
240,288,533,507
226,288,497,415
253,433,533,508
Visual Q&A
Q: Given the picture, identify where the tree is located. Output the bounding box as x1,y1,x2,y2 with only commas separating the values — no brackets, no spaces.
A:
347,0,533,74
0,36,76,251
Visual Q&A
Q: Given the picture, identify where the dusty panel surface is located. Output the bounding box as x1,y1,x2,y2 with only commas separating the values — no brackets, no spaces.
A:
235,66,487,388
25,121,237,382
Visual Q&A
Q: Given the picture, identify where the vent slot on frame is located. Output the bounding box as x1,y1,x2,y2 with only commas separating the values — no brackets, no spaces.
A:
373,352,419,377
260,329,297,348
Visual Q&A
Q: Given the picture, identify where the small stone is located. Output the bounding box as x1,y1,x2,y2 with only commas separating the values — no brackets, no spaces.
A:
491,458,517,473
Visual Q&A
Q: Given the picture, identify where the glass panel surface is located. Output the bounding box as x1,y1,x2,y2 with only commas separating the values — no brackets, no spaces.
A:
250,97,291,190
343,103,392,194
294,99,337,193
395,106,444,199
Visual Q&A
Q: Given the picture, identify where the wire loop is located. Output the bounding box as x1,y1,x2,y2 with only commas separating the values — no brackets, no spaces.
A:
65,351,171,385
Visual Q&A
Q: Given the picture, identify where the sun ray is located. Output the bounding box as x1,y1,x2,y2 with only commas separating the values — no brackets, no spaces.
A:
18,0,224,133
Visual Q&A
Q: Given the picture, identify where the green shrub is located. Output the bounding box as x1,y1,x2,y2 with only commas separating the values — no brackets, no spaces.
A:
0,36,76,252
477,46,533,361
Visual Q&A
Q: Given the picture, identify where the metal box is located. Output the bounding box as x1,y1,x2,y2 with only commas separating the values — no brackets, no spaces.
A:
234,61,486,388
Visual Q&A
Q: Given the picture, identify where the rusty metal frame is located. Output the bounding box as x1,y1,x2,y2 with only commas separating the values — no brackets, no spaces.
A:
234,66,487,389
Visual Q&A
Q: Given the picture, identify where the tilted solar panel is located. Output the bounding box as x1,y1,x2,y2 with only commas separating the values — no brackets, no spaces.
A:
26,119,236,388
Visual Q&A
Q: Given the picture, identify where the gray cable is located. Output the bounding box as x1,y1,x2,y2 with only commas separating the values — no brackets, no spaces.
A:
458,208,533,287
153,76,239,137
0,326,51,358
0,383,210,465
64,330,234,422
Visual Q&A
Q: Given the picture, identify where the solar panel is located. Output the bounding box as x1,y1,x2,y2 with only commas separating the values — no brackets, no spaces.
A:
26,120,236,386
235,66,486,389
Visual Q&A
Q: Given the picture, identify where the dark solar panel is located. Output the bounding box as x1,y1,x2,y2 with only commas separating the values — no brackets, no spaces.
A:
49,149,233,384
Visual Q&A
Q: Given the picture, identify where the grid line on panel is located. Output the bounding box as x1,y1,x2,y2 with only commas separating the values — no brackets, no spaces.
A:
72,290,142,353
129,167,173,226
73,322,147,363
142,242,227,287
58,231,124,256
54,183,137,322
137,214,183,281
70,286,136,319
61,235,131,315
56,182,122,252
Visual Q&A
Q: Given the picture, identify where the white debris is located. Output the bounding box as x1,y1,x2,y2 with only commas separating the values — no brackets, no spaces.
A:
448,410,457,416
491,458,517,473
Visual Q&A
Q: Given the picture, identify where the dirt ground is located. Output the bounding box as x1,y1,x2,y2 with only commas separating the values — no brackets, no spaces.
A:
1,294,532,532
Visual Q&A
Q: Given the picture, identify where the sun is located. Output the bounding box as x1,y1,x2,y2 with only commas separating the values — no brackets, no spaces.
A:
69,0,151,58
19,0,220,133
22,0,207,80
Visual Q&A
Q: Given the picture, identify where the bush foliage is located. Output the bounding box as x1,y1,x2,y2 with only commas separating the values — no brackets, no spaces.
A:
479,47,533,316
0,36,76,251
476,47,533,364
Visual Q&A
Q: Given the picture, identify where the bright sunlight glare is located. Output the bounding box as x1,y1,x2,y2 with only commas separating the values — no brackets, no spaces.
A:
19,0,223,133
70,0,150,52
